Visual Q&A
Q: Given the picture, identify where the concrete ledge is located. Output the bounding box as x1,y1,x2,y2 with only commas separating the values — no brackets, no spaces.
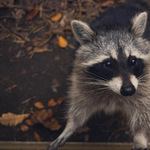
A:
0,142,134,150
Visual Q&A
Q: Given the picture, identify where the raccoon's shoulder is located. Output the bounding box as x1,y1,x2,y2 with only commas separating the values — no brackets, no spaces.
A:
90,0,150,32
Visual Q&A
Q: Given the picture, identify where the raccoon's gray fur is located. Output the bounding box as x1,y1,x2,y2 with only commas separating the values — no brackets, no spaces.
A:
48,1,150,150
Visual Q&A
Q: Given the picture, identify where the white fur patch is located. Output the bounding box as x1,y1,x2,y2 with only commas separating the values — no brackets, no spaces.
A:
82,55,109,66
130,75,138,89
133,132,147,148
131,50,149,60
106,77,122,95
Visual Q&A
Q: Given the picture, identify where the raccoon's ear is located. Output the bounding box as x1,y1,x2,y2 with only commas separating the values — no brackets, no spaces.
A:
131,12,147,37
71,20,95,44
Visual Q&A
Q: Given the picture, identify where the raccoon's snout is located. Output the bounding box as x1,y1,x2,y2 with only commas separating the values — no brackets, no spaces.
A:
120,85,135,96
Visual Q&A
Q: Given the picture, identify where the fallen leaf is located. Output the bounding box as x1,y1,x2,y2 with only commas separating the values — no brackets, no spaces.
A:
34,102,44,109
25,119,33,125
58,36,68,48
57,97,65,104
43,118,61,130
47,109,53,118
38,109,48,121
51,13,62,21
30,115,39,124
100,0,114,7
49,118,61,131
20,125,29,131
14,9,25,19
5,85,17,92
0,113,29,126
26,5,39,20
26,46,33,51
64,25,72,31
75,127,90,133
34,132,41,141
84,134,89,142
48,99,57,107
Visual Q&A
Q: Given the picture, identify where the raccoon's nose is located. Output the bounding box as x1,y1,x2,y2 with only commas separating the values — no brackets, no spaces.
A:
120,85,135,96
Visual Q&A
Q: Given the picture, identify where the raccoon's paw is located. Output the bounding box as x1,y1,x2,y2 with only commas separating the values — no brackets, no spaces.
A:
47,138,66,150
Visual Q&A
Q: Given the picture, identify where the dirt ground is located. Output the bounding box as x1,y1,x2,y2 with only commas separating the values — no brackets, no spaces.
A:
0,0,145,143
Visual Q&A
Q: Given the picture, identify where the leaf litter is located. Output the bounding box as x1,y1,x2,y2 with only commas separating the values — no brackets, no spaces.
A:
0,0,124,59
0,0,129,142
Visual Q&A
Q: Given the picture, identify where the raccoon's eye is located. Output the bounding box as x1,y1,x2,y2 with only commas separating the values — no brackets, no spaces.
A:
104,61,111,68
130,58,136,66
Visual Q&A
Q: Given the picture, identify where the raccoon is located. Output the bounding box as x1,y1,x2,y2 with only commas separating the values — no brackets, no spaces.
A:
48,1,150,150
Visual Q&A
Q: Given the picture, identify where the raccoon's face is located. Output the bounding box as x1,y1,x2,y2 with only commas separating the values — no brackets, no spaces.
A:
71,12,150,96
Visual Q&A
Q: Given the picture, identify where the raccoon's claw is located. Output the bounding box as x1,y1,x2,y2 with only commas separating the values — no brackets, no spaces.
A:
47,138,66,150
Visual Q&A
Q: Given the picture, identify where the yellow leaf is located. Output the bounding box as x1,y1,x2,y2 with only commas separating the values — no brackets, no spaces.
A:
0,113,29,126
34,102,44,109
58,36,68,48
51,13,62,21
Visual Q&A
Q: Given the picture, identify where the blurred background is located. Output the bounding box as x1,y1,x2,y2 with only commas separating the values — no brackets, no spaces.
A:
0,0,148,143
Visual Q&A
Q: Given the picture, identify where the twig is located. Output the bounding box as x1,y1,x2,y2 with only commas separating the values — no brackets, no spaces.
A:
39,3,43,18
78,0,82,16
2,4,54,12
65,0,67,9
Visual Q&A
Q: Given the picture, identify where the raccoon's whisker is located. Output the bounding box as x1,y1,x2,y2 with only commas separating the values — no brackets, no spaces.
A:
87,87,110,93
85,71,109,81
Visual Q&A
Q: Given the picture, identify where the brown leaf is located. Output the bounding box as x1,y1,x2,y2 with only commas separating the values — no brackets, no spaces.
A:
38,109,48,121
47,109,53,118
57,97,65,104
34,102,44,109
51,13,62,21
26,5,39,20
58,36,68,48
75,127,90,133
20,125,29,131
25,119,33,126
30,115,39,124
49,118,61,131
0,113,29,126
84,134,89,142
26,46,33,51
43,118,61,131
5,85,17,92
34,132,41,141
100,0,114,7
48,99,57,107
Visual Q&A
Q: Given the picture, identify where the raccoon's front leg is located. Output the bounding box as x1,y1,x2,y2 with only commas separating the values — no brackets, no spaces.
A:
47,119,76,150
129,111,149,150
133,132,148,150
47,103,96,150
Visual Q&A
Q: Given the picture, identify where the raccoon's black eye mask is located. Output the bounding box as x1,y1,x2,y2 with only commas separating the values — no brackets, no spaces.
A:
86,58,118,81
128,56,145,78
86,56,145,81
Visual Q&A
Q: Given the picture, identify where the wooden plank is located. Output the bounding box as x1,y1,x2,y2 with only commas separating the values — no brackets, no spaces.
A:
0,142,133,150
